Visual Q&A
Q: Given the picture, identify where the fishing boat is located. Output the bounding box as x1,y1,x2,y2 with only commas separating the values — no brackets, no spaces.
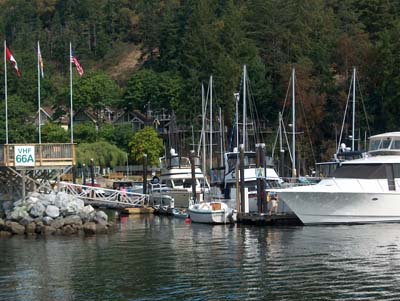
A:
276,132,400,225
148,148,210,209
188,201,237,224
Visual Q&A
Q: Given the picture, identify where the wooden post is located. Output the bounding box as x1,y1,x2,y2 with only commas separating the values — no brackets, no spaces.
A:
21,170,26,200
82,164,86,185
256,144,262,213
260,144,266,213
189,150,196,204
90,159,95,186
239,144,245,213
143,154,147,194
72,165,77,184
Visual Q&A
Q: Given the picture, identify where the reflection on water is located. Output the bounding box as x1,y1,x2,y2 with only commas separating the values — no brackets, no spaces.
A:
1,216,400,300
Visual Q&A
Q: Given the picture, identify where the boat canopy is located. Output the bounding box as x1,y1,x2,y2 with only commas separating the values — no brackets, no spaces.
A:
369,132,400,155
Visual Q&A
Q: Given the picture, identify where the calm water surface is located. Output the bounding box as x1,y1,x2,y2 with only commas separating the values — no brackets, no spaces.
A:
1,214,400,300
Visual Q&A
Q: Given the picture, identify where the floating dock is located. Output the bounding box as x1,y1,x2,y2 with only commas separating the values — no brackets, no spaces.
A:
237,212,302,226
121,207,155,215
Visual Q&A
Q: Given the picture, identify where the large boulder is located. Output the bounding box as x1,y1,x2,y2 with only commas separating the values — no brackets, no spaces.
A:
55,193,85,216
29,202,46,218
40,193,57,207
63,215,82,226
42,216,53,226
50,217,64,229
79,205,95,222
5,221,25,235
42,226,56,235
83,222,96,235
10,206,30,221
45,205,60,219
0,231,11,238
94,211,108,224
61,225,77,235
19,216,34,226
25,222,36,234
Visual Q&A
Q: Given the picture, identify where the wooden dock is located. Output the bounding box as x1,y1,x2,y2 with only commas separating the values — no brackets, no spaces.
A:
237,212,303,226
0,143,75,200
121,207,155,215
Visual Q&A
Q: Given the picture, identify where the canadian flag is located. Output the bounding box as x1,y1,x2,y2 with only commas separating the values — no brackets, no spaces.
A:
6,47,21,77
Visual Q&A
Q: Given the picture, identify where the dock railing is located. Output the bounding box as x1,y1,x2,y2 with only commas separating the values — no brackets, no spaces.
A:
59,182,149,207
0,143,75,168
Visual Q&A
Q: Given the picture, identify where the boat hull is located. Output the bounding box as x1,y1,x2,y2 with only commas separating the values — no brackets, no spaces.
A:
278,188,400,225
188,203,237,224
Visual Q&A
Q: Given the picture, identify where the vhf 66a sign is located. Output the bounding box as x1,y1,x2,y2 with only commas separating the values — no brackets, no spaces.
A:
14,146,36,167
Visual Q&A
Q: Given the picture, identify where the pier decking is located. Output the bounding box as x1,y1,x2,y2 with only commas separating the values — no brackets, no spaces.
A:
0,143,75,168
0,143,75,200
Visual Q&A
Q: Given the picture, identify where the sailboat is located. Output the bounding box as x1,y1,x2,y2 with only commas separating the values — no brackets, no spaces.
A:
189,66,282,223
315,67,366,178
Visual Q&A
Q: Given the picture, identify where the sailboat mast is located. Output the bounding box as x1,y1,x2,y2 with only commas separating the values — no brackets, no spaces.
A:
352,67,356,151
243,65,247,151
219,107,223,166
292,68,296,178
202,83,206,176
235,93,239,150
209,75,213,173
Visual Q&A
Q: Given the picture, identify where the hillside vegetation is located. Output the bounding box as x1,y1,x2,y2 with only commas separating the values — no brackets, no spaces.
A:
1,0,400,169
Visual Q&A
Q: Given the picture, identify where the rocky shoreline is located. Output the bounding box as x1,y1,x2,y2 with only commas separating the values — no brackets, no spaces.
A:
0,191,115,238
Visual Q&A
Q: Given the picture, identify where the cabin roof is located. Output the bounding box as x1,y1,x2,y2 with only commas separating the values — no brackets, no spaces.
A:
370,132,400,139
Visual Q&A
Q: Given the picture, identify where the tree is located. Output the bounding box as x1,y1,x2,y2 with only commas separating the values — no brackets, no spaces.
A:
41,122,69,143
122,69,183,112
76,141,126,168
128,126,163,166
74,122,97,143
72,71,121,120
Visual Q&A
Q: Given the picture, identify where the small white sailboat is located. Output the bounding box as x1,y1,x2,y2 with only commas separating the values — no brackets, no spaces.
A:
188,201,237,224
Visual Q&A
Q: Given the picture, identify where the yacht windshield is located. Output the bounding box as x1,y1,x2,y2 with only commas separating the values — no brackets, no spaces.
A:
332,164,386,179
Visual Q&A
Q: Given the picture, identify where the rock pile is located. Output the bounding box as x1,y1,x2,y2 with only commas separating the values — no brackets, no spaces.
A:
0,192,114,237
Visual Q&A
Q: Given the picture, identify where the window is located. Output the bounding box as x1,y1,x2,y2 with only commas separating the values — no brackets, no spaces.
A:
369,139,381,151
392,140,400,150
332,164,386,179
380,139,391,149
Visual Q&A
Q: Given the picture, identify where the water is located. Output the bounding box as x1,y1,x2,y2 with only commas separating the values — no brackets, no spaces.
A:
1,215,400,301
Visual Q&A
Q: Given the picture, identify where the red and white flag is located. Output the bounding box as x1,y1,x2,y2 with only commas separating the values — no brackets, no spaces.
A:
70,51,83,77
6,47,21,77
38,42,44,78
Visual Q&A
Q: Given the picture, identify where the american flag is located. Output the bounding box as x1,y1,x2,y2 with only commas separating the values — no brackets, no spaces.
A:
70,51,84,77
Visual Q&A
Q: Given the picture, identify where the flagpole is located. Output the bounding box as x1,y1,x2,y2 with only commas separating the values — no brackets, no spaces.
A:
4,41,8,145
38,41,41,144
70,42,73,144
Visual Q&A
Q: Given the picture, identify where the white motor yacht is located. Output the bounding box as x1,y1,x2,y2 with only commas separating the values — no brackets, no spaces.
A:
149,149,210,209
276,132,400,224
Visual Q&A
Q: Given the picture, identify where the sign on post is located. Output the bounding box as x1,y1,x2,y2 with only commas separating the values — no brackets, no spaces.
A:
14,146,36,167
